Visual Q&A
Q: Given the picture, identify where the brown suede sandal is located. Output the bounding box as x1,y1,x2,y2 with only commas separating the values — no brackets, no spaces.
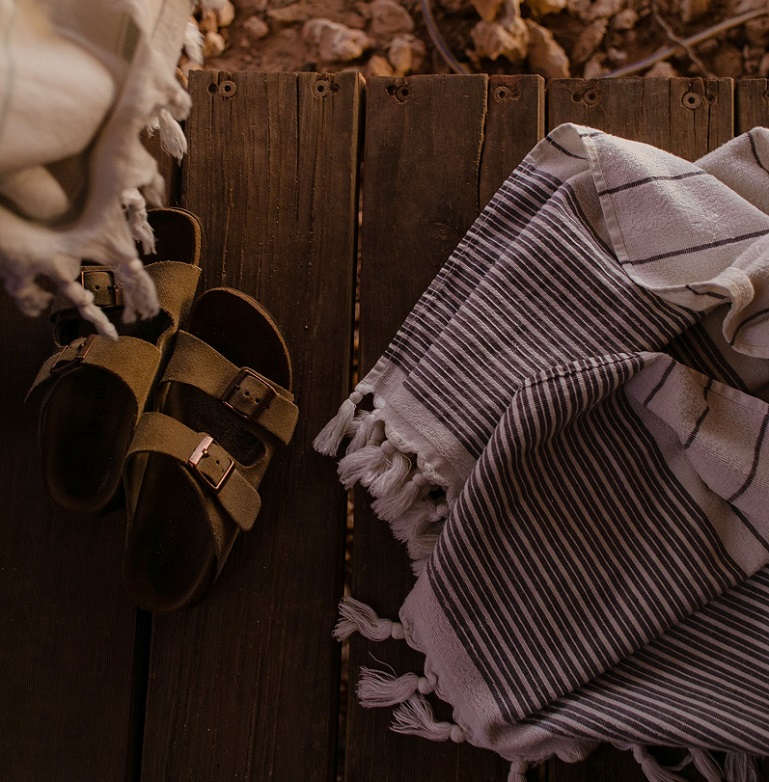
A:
123,287,298,612
27,208,202,514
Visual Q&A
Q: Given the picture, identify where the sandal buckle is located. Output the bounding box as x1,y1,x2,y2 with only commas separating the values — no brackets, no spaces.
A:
51,334,96,375
188,434,234,492
221,367,276,421
80,269,123,308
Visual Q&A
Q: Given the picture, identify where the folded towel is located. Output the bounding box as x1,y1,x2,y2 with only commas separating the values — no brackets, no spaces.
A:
0,0,215,337
318,124,769,781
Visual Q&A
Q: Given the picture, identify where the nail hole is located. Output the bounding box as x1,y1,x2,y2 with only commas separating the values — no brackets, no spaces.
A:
682,91,702,109
208,82,218,94
219,80,237,97
386,84,397,95
583,89,598,105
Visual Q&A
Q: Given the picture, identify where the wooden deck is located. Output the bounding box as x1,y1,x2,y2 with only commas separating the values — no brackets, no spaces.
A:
1,74,768,781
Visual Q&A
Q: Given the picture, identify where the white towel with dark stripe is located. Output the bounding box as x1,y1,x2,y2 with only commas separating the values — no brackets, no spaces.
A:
316,123,769,780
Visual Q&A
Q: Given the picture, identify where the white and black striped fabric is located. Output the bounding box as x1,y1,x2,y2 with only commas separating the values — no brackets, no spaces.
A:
317,124,769,777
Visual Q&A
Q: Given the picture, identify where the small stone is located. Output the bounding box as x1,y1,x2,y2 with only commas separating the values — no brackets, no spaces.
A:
199,9,219,33
268,4,309,23
368,0,415,37
612,8,637,30
567,0,592,21
582,52,607,78
746,15,769,47
525,19,570,78
587,0,623,21
202,30,226,58
759,51,769,77
680,0,709,22
302,18,374,61
571,18,607,64
712,44,743,78
471,18,529,62
243,15,269,41
527,0,568,16
388,34,426,74
471,0,504,22
645,60,678,77
605,46,628,65
216,0,236,27
367,54,395,76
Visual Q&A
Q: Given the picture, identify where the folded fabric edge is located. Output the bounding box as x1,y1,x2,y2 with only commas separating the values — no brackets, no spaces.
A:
333,596,765,782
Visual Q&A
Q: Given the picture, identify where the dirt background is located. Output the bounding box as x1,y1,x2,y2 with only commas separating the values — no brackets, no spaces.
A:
187,0,769,82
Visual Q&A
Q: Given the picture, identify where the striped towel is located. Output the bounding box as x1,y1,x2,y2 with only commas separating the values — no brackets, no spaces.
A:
315,123,769,781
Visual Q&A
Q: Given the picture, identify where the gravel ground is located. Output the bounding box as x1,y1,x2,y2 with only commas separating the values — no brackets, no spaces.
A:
187,0,769,81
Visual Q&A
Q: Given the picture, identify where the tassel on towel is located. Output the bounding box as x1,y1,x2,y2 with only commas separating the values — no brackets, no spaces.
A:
333,597,405,642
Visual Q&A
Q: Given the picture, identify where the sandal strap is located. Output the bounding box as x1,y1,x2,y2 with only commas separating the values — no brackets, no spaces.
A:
126,412,262,532
27,334,162,411
51,260,201,343
160,331,299,446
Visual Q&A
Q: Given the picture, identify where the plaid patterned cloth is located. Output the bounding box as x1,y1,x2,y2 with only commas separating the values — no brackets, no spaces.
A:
316,124,769,781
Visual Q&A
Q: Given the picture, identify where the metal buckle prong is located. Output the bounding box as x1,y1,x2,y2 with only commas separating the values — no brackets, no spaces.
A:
51,333,96,375
188,435,234,492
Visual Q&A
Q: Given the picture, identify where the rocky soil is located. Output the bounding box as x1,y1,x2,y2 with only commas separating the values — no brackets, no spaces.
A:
186,0,769,82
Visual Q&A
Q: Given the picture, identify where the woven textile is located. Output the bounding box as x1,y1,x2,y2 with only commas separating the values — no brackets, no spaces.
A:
316,124,769,780
0,0,207,337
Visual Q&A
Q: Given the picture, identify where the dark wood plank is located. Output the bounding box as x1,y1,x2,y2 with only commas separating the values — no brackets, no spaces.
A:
737,78,769,132
347,73,543,782
140,71,361,781
481,75,545,207
548,77,733,159
0,301,139,778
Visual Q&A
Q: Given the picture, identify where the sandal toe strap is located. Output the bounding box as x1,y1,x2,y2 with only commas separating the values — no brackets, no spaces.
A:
27,334,161,411
160,331,298,445
126,412,262,532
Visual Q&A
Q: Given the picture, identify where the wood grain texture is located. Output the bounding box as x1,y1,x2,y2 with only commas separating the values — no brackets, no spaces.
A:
737,78,769,132
480,75,545,207
548,77,733,159
140,71,361,782
0,302,138,781
347,73,532,782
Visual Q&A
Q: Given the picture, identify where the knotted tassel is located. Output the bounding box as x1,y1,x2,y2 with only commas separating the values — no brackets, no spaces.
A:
507,758,529,782
338,444,388,491
156,108,187,162
313,388,369,456
347,409,383,453
725,752,760,782
122,188,155,255
357,668,436,708
391,694,465,744
628,746,687,782
372,471,429,521
333,597,405,642
370,444,413,498
688,748,724,782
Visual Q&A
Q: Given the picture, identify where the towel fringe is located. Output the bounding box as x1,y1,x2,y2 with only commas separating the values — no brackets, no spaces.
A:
338,444,388,490
332,597,404,642
724,752,760,782
156,108,187,162
372,475,427,521
391,694,465,744
688,748,724,782
626,745,687,782
313,386,371,456
347,408,384,453
507,759,530,782
370,447,413,497
357,667,435,708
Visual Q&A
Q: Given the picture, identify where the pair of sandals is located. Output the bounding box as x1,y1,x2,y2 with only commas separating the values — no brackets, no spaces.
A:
27,208,298,612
